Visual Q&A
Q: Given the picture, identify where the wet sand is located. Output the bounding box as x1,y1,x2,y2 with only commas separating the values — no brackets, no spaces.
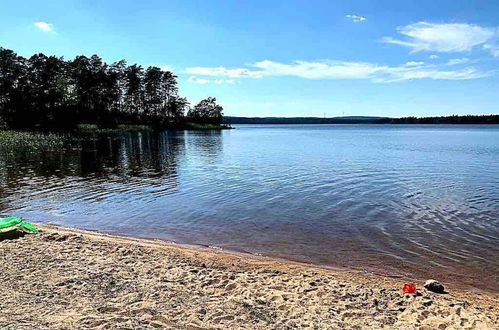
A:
1,224,497,329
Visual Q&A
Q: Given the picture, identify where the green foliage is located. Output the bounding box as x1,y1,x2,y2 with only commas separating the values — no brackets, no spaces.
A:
117,124,152,132
184,122,231,130
186,97,224,125
77,124,99,131
376,115,499,124
77,124,152,133
0,130,66,152
0,47,196,131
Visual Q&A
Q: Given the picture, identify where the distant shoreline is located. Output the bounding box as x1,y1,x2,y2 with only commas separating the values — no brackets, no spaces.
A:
224,114,499,125
229,122,499,125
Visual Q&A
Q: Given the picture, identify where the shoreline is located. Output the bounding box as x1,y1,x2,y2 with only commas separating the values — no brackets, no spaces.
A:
37,224,499,295
48,224,498,295
1,224,497,329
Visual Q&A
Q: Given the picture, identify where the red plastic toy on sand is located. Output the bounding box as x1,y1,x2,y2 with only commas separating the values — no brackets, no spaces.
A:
403,283,416,294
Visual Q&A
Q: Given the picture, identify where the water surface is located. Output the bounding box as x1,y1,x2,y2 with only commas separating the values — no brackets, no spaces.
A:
1,125,498,291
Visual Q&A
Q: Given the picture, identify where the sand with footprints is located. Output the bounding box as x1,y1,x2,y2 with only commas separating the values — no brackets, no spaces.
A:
1,224,497,329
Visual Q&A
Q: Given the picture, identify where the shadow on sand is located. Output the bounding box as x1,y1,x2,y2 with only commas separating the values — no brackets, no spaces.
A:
0,230,26,242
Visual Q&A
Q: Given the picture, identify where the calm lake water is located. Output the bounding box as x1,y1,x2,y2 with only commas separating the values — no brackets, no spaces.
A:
1,125,498,291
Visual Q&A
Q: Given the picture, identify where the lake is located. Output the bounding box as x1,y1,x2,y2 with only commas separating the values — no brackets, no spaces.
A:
1,125,498,291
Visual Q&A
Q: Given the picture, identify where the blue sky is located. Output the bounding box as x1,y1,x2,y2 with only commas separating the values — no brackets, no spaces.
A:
1,0,498,117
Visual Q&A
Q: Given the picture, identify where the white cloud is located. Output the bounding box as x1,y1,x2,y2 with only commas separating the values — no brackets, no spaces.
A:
382,22,496,53
446,57,469,65
429,55,439,59
185,66,263,78
252,60,384,79
404,61,425,66
483,43,499,57
34,21,53,32
345,14,366,23
186,59,490,83
187,76,235,85
377,66,486,83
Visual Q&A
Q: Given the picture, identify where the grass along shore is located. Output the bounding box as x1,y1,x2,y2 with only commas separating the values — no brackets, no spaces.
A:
0,130,67,153
77,123,232,133
0,224,497,329
0,123,231,152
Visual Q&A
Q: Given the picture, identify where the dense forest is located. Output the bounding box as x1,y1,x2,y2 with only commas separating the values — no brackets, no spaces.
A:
224,115,499,125
0,47,224,131
375,115,499,124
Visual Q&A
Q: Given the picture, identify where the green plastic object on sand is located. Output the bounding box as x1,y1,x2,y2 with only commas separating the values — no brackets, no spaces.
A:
0,217,39,234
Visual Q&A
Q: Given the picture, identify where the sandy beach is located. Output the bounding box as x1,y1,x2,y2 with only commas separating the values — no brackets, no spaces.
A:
1,224,497,329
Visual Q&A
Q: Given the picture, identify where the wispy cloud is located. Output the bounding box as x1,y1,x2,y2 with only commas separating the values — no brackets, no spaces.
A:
34,21,53,32
382,22,497,55
187,76,235,85
185,66,262,78
446,58,469,66
185,21,497,84
404,61,425,67
483,43,499,57
378,66,486,82
252,60,382,79
186,59,490,83
345,14,366,23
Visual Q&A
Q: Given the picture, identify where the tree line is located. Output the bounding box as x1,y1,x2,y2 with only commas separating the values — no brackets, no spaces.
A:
375,115,499,124
0,47,224,131
224,115,499,125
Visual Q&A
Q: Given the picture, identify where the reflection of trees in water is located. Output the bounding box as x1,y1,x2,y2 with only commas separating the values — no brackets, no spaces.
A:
0,132,187,207
158,131,185,180
184,130,223,162
0,131,226,214
110,131,185,192
0,149,78,197
70,132,186,193
0,150,67,212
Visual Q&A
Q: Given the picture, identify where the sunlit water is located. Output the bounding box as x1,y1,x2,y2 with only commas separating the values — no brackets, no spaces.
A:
1,125,498,291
